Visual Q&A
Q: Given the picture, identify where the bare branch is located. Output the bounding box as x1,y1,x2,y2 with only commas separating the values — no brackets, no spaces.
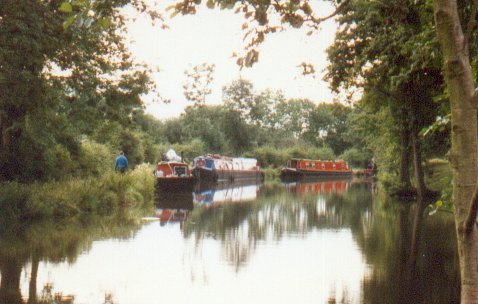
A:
310,0,350,24
464,182,478,234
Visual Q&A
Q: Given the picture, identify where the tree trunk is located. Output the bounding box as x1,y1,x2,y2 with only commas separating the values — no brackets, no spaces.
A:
434,1,478,302
27,255,39,304
399,126,412,189
411,126,427,200
0,256,23,304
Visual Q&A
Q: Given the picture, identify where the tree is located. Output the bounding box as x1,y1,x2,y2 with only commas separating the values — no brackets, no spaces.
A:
275,98,315,138
223,78,255,117
433,1,478,302
0,0,157,181
183,63,215,106
325,0,444,197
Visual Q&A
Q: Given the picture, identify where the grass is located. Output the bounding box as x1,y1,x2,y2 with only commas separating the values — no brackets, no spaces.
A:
0,164,156,222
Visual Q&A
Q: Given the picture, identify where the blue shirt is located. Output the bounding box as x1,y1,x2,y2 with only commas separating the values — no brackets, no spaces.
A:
115,155,128,170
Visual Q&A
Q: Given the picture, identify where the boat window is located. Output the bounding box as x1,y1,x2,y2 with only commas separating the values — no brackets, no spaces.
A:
321,163,325,169
333,163,336,169
174,166,187,176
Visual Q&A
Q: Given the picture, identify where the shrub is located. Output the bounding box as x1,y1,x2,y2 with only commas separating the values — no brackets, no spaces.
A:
0,164,156,221
76,140,113,178
339,148,372,168
0,182,30,220
247,146,288,168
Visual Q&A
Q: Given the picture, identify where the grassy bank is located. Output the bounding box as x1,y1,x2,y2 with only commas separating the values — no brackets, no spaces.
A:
0,164,156,222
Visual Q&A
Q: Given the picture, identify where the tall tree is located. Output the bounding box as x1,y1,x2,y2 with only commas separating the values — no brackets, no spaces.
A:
433,1,478,302
0,0,156,181
183,63,215,106
325,0,443,196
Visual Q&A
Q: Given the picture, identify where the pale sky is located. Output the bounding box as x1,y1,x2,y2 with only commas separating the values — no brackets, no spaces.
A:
125,2,338,120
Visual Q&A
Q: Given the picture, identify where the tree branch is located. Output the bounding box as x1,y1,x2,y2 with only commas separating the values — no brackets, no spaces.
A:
310,0,350,24
465,0,478,48
464,182,478,234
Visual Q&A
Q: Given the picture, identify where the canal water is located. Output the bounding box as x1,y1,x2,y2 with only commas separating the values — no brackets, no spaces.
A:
0,177,459,304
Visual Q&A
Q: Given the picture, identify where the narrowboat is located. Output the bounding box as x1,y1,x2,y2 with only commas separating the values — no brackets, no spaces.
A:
192,154,264,182
281,158,352,179
154,150,195,192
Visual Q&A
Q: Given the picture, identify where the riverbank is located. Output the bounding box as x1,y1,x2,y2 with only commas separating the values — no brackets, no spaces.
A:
0,164,155,222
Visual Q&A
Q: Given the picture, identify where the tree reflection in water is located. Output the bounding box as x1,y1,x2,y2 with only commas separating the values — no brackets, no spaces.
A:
182,177,459,303
0,214,143,304
0,178,460,303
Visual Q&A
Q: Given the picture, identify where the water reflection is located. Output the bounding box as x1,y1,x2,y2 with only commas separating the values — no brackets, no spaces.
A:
155,192,193,226
283,177,351,195
0,215,144,304
0,178,460,303
193,180,263,206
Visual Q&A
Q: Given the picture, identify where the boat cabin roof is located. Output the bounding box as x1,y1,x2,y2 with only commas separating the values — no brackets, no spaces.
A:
157,161,188,166
289,158,347,163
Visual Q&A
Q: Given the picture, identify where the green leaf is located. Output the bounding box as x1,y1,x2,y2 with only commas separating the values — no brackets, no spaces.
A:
59,2,73,13
72,0,88,7
98,17,111,29
62,15,76,30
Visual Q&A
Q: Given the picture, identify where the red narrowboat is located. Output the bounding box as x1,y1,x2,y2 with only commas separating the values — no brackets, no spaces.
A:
281,159,352,179
154,160,195,192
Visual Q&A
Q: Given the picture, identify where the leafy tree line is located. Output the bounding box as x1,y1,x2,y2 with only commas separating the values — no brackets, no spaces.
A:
0,0,375,184
0,0,162,182
149,77,378,169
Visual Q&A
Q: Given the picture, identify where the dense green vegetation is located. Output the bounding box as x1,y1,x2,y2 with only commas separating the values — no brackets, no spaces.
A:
0,0,452,218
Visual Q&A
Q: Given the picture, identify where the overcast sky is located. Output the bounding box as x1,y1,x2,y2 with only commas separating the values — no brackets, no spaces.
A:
125,2,338,120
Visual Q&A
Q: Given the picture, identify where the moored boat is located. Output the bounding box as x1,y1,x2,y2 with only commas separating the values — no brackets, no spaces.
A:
281,158,352,179
192,154,264,182
154,150,195,192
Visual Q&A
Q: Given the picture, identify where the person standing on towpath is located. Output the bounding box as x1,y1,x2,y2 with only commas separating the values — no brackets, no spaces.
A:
115,151,128,174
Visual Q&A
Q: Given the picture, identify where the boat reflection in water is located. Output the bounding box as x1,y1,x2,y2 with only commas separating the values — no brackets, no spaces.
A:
193,180,263,206
283,176,352,195
155,192,194,226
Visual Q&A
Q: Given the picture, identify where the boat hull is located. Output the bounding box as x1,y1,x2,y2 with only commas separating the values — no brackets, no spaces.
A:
155,176,195,192
281,168,352,180
193,167,264,182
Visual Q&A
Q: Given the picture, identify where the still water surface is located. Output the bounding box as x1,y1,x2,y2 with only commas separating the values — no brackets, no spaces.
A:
1,178,459,303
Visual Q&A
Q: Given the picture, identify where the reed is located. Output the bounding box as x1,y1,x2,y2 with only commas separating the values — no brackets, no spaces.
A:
0,165,156,221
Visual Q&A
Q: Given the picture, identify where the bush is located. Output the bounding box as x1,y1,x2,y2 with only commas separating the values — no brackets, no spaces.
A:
247,146,288,168
0,164,156,221
120,130,145,168
44,144,75,181
0,182,30,219
339,148,372,168
76,139,113,178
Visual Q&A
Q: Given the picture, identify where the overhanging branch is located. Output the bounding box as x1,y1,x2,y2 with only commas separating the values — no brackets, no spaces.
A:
310,0,350,24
